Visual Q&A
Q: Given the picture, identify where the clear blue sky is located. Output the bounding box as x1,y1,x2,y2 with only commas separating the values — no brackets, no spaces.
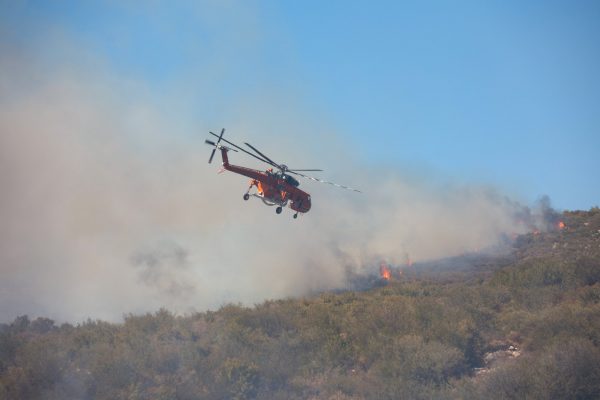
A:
3,1,599,210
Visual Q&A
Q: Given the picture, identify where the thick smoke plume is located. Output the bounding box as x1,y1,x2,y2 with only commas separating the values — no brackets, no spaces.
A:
0,34,552,323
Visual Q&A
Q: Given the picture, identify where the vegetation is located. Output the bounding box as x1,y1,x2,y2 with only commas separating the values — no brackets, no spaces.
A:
1,209,600,399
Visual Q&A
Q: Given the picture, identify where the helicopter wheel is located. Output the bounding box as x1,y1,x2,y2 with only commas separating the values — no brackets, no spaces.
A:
293,213,298,219
243,193,250,201
276,206,282,214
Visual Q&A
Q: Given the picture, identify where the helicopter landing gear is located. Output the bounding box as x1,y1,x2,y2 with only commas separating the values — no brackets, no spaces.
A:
243,193,250,201
276,206,283,214
293,212,298,219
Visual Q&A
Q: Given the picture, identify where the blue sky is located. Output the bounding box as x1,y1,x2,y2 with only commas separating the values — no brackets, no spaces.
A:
3,0,599,210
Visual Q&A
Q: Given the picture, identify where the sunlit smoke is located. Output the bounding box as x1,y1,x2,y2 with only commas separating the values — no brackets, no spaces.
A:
0,18,559,323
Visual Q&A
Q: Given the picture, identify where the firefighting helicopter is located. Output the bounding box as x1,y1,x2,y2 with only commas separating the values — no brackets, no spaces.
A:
205,129,360,218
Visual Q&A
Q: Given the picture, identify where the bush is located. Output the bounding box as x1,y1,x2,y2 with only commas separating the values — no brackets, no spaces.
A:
477,339,600,399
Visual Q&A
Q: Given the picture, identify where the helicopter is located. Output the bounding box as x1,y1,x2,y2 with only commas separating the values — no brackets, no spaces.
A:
205,129,360,218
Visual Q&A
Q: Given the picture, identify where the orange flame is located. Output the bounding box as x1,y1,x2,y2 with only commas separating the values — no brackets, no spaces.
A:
380,263,391,280
557,221,565,230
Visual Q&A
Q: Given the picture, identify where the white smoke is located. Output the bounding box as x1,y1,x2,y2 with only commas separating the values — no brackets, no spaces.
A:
0,8,538,323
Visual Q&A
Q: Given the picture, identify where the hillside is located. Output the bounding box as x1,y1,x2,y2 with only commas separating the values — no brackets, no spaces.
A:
1,209,600,400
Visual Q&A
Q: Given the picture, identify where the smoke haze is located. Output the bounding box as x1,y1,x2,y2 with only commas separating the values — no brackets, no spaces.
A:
0,19,551,323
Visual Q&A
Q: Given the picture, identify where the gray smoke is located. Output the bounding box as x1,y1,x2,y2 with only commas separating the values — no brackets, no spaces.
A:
132,241,195,299
0,18,549,323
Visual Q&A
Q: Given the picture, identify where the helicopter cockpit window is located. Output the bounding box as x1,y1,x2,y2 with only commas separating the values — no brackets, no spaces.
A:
283,175,300,187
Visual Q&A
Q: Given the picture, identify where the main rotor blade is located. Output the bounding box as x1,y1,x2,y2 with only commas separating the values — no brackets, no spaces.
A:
288,169,323,172
209,132,274,166
205,139,216,146
243,142,282,169
208,148,216,164
288,171,362,193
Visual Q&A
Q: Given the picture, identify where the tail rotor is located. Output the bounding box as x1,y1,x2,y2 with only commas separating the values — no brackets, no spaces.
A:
206,128,225,163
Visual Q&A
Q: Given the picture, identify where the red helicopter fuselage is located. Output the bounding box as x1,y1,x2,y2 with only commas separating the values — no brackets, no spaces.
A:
220,148,311,214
